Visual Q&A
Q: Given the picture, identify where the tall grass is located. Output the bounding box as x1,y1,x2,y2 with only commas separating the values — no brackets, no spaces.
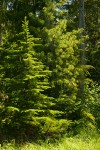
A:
0,132,100,150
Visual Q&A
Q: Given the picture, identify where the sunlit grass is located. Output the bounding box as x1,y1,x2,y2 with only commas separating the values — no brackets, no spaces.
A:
0,134,100,150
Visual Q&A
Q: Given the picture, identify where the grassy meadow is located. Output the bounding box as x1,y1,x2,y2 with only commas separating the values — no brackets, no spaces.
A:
0,132,100,150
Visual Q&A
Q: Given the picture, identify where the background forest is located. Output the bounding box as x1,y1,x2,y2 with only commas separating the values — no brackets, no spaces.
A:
0,0,100,142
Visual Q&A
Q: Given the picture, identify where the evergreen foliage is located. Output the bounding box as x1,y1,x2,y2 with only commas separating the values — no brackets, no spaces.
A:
0,0,100,142
0,17,71,141
0,17,51,139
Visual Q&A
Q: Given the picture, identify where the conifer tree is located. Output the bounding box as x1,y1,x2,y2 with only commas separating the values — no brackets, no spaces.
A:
34,0,86,123
0,17,71,140
0,17,50,138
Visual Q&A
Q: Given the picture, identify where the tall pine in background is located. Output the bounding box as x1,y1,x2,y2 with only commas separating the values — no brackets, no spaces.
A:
32,0,92,131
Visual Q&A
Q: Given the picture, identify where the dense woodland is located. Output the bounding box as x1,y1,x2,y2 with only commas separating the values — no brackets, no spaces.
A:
0,0,100,142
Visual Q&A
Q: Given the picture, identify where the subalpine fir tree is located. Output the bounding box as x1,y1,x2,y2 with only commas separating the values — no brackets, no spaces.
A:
0,17,71,140
0,17,50,138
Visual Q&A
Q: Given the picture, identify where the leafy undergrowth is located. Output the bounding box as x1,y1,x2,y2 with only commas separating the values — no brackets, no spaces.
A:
0,133,100,150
